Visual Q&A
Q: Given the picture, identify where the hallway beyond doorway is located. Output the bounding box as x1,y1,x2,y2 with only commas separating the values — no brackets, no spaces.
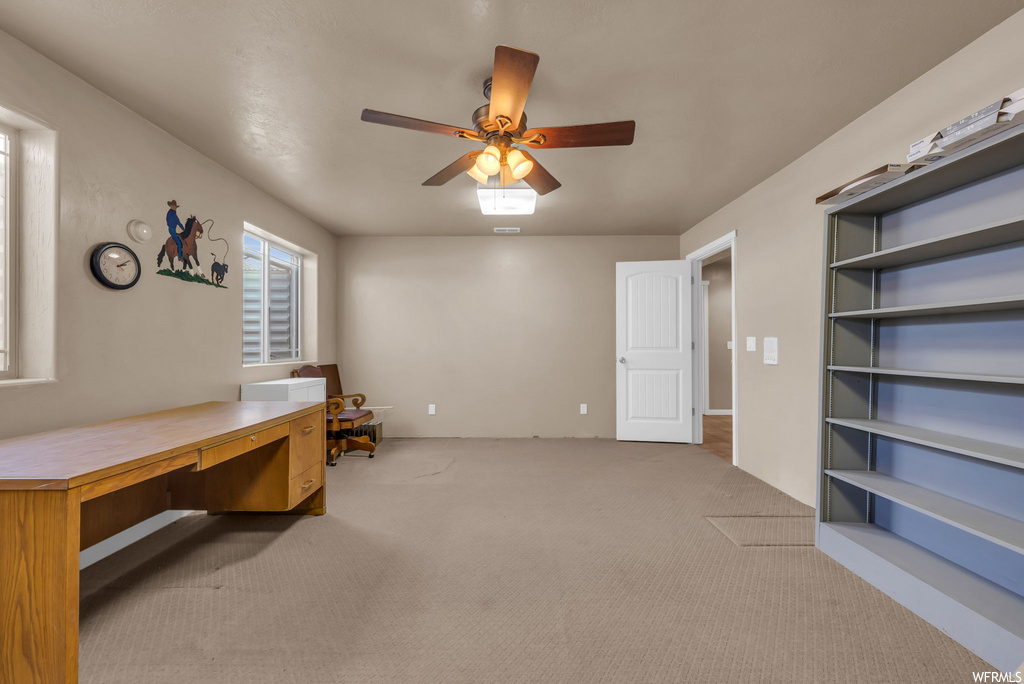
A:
702,414,732,462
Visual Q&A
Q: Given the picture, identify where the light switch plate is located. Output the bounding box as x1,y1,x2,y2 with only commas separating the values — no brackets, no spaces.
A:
428,404,436,415
580,403,588,415
763,337,778,365
726,341,733,350
746,337,757,351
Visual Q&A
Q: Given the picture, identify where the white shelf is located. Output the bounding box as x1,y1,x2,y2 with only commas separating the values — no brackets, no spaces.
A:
819,522,1024,670
827,365,1024,386
830,294,1024,320
826,469,1024,555
831,215,1024,270
826,417,1024,471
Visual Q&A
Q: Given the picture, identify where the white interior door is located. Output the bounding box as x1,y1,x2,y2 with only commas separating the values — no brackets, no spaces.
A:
616,260,693,442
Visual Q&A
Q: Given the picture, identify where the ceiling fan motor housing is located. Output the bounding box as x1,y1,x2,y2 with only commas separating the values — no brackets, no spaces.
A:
472,103,528,137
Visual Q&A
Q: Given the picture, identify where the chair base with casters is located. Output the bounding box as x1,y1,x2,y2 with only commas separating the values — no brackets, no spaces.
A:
326,398,376,465
291,364,378,465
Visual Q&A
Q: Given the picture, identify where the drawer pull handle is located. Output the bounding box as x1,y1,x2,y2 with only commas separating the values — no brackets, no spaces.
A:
250,435,256,442
301,479,315,489
301,426,315,435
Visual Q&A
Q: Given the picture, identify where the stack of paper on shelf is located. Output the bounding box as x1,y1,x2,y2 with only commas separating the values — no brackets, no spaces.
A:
816,163,926,205
906,86,1024,163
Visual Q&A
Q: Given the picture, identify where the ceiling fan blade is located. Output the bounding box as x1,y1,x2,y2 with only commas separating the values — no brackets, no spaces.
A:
518,149,561,195
361,109,476,139
422,151,481,186
521,121,636,148
488,46,539,132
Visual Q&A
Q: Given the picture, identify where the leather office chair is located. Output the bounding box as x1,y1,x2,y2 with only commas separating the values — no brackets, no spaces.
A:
292,364,376,464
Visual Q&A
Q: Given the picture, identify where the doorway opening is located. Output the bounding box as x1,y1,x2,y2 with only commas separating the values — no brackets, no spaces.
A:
687,232,737,466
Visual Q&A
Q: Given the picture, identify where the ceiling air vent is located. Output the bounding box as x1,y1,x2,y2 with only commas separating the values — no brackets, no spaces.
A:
493,227,520,234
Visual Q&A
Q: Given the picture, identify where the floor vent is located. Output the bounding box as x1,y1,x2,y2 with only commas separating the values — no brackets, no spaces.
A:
706,516,814,547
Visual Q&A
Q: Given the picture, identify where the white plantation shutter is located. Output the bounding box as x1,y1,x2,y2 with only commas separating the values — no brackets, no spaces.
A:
242,231,301,364
242,235,264,364
267,246,300,361
0,128,11,377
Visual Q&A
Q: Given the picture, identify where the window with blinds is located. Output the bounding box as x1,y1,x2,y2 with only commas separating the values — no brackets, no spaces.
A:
0,127,13,379
242,230,301,365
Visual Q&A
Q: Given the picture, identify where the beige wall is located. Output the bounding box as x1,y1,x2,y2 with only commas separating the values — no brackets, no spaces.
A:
0,29,337,440
679,9,1024,506
704,259,732,411
337,236,680,438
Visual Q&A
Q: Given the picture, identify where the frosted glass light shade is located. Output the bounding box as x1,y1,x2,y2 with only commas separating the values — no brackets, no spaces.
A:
475,145,501,176
505,148,533,180
466,165,489,184
477,187,537,215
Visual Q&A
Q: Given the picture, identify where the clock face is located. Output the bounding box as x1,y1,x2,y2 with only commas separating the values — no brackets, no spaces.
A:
90,243,141,290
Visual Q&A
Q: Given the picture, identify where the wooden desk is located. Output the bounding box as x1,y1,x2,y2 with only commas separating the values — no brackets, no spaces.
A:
0,400,326,683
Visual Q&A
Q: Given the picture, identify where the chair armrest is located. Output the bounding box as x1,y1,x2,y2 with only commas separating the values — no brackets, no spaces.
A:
327,393,367,409
325,398,342,431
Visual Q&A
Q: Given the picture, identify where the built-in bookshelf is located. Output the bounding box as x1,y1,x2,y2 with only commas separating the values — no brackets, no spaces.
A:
818,125,1024,671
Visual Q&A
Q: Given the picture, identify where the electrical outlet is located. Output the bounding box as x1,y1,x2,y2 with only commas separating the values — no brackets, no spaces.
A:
746,337,757,351
580,403,588,415
428,404,436,415
763,337,778,365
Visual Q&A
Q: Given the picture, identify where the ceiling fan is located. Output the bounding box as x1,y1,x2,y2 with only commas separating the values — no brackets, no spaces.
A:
360,46,636,196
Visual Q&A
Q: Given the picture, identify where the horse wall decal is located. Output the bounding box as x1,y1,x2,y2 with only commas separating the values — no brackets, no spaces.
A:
157,215,204,274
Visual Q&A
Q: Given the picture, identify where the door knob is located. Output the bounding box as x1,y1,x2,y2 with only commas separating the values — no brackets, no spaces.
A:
618,357,626,364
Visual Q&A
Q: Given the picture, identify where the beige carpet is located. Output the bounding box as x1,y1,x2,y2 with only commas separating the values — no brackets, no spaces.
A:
79,438,987,683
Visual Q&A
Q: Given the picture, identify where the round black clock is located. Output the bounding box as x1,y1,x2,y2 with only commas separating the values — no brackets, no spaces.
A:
90,242,141,290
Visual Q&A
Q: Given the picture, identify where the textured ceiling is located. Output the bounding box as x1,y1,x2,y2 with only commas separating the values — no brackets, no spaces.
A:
0,1,1020,236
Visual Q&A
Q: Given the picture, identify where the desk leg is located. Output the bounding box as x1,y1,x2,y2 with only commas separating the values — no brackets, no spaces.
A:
0,489,81,684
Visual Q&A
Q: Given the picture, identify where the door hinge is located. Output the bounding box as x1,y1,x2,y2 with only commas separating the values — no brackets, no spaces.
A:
692,408,696,416
692,341,695,350
691,276,694,284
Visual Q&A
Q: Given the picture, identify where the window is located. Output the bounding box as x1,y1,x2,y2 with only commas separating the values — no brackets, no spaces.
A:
243,230,302,364
0,125,14,379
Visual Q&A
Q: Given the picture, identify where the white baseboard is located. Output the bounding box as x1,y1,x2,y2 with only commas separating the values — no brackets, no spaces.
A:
704,409,733,416
80,510,194,570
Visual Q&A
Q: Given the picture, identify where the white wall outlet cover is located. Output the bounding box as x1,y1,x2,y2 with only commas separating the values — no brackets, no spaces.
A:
746,337,757,351
726,341,733,350
580,403,588,415
428,404,436,415
763,337,779,365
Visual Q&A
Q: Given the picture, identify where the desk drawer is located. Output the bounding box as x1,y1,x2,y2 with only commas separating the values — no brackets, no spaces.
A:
289,461,323,508
201,422,289,469
289,413,324,477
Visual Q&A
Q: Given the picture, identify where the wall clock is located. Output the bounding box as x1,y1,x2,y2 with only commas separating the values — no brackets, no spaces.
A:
89,242,141,290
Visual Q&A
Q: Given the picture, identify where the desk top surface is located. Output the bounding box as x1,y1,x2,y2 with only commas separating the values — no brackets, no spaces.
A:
0,401,323,491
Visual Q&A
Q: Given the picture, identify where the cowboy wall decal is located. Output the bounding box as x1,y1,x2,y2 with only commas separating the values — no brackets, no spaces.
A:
155,199,229,288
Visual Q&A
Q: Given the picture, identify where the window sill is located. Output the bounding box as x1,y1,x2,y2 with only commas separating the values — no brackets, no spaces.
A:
0,377,56,389
242,360,316,369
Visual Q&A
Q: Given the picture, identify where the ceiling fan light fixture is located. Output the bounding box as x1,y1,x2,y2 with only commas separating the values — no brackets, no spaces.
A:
477,187,537,215
476,145,502,176
361,46,636,196
505,148,533,180
498,165,516,187
466,165,489,184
